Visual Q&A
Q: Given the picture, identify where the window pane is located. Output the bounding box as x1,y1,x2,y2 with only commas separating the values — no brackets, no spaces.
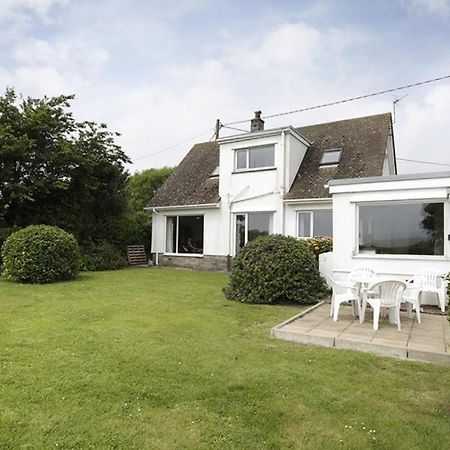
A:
298,212,311,237
178,216,204,254
249,145,274,168
235,214,246,254
166,216,177,253
248,212,272,241
359,202,444,255
313,210,333,237
236,149,247,170
321,149,342,165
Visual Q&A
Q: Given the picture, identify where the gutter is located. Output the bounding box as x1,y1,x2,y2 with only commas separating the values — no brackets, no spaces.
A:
144,202,220,211
283,197,332,205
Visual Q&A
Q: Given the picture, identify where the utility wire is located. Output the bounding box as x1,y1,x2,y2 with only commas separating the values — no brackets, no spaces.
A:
133,128,215,162
397,157,450,168
221,124,248,133
132,73,450,163
223,74,450,126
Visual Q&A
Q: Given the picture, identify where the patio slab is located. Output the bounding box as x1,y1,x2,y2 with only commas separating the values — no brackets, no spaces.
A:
271,303,450,366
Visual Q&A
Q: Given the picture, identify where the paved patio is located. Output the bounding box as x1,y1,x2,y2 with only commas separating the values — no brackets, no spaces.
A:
272,302,450,365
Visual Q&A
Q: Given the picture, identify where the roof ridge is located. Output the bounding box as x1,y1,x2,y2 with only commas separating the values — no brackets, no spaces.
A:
296,112,391,130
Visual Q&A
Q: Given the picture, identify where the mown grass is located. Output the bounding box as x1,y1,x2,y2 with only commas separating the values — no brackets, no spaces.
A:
0,267,449,449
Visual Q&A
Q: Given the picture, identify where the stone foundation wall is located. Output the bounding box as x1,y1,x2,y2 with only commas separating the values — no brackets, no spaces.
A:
152,254,229,272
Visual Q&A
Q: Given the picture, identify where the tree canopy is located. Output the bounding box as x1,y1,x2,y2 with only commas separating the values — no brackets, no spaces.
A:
126,167,174,213
0,88,130,247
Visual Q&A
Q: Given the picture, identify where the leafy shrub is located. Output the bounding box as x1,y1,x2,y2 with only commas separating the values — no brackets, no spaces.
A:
304,237,333,259
225,234,327,304
80,241,126,271
0,227,20,266
1,225,80,283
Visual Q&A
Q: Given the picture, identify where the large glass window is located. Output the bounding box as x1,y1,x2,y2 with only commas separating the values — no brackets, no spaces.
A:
297,210,333,238
358,202,444,256
235,212,272,253
234,145,274,171
166,215,204,254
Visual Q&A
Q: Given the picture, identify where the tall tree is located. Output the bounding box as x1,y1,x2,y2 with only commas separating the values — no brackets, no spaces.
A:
0,88,130,247
126,167,174,213
125,167,174,250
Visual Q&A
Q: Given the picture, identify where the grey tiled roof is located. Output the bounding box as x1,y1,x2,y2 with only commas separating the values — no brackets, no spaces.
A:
287,113,393,199
148,113,393,207
148,142,220,207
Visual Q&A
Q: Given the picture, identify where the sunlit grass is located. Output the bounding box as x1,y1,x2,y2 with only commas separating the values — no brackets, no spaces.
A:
0,267,449,449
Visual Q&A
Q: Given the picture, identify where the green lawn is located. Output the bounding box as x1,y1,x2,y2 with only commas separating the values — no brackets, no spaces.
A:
0,268,449,449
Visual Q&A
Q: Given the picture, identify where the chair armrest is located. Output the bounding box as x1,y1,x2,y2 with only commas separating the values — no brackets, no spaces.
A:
333,280,355,289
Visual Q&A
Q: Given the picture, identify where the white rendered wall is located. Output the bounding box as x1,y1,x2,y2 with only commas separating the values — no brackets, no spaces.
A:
151,207,225,256
330,176,450,292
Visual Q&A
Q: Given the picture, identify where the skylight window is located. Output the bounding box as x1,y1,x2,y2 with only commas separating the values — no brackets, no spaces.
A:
320,148,342,166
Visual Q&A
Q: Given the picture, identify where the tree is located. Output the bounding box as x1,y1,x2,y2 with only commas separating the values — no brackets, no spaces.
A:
0,88,130,249
125,167,174,250
126,167,174,213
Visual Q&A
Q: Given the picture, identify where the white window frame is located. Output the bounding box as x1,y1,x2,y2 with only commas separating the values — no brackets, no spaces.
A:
233,212,274,255
164,214,205,257
234,144,275,172
354,199,448,259
296,209,333,238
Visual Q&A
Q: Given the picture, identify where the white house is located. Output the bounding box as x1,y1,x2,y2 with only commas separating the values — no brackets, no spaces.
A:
148,111,396,270
328,172,450,308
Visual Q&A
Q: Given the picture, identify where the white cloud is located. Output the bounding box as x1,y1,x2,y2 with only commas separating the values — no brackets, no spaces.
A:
400,0,450,16
394,84,450,172
1,5,448,176
0,0,68,21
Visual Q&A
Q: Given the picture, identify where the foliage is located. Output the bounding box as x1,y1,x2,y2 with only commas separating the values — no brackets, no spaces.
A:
0,268,448,449
0,226,19,265
225,234,327,304
125,167,174,253
304,236,333,259
126,167,174,213
0,88,129,249
1,225,80,283
80,241,126,271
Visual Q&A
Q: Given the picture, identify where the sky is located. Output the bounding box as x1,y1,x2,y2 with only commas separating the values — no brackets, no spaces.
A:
1,0,450,174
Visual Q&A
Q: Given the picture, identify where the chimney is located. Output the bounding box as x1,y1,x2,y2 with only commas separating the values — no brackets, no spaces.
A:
250,110,264,132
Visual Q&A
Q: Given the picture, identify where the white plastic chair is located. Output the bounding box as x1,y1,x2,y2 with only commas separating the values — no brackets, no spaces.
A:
407,269,446,313
349,267,377,284
349,267,377,314
326,275,360,322
402,285,422,324
360,280,407,331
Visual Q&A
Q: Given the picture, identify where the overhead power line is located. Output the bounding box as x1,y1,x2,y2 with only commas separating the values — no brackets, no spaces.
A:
132,73,450,163
133,128,215,162
397,157,450,168
223,74,450,126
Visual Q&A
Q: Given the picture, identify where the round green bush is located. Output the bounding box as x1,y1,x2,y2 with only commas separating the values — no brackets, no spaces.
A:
1,225,80,284
80,241,126,271
225,234,327,304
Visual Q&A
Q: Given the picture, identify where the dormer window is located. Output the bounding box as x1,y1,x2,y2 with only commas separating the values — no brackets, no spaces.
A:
210,165,219,177
235,144,275,171
320,148,342,166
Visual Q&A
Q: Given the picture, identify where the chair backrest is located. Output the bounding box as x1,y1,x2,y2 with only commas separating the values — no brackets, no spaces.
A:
413,269,441,289
349,267,376,284
370,280,407,307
